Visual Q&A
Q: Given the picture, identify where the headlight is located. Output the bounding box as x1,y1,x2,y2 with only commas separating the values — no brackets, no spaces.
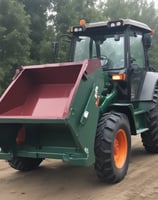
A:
73,26,84,32
108,20,123,28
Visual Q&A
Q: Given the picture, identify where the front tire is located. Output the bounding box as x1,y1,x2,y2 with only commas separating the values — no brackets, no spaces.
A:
8,157,43,171
94,112,131,183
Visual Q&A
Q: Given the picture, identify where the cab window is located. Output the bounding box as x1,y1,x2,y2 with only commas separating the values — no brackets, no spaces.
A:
130,34,145,68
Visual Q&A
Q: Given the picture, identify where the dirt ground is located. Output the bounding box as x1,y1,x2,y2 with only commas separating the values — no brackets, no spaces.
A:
0,135,158,200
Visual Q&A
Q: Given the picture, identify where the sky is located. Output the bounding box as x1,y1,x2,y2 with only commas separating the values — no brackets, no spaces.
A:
148,0,158,8
154,1,158,8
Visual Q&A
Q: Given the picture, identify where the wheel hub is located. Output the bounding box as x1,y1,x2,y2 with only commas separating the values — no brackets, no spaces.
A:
114,129,128,169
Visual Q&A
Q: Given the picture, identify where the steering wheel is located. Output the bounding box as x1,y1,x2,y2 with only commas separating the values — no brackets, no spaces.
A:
100,55,109,66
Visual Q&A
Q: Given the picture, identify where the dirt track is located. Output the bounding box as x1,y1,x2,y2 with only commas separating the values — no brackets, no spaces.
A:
1,135,158,200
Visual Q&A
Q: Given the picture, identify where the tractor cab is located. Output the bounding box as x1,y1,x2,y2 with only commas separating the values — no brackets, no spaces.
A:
68,19,152,100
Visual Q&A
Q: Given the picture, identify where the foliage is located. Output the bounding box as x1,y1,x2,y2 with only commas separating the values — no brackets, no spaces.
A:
50,0,102,34
0,0,31,92
19,0,54,63
38,26,56,63
96,0,158,30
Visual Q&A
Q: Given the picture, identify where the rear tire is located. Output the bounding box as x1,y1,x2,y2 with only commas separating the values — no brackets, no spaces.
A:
94,112,131,183
141,84,158,153
8,157,43,171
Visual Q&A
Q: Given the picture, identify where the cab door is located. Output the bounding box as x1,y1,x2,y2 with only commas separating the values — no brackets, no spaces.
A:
129,32,146,100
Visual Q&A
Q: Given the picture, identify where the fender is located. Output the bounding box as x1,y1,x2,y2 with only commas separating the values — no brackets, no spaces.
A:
139,72,158,101
108,103,137,135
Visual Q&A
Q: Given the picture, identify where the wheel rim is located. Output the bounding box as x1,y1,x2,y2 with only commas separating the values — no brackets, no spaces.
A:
114,129,128,169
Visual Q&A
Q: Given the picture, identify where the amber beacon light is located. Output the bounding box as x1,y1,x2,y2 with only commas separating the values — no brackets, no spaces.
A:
80,19,86,26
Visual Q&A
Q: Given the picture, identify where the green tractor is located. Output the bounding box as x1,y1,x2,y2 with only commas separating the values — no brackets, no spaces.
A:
0,19,157,184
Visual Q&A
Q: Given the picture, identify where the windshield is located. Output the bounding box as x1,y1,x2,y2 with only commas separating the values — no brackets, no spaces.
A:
73,35,124,70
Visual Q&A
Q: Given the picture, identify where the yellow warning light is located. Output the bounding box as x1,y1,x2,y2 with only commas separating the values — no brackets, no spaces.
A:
112,74,126,81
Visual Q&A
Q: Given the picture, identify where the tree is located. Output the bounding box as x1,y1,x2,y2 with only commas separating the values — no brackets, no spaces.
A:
0,0,31,92
20,0,53,63
98,0,157,23
38,25,56,63
50,0,102,34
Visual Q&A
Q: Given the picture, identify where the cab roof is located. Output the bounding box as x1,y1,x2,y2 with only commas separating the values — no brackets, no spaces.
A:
71,19,151,34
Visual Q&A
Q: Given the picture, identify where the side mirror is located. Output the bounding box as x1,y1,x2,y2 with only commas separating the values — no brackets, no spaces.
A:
52,34,72,63
143,33,152,49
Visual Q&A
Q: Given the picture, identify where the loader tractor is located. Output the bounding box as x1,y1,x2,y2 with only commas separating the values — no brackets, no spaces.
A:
0,19,157,184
